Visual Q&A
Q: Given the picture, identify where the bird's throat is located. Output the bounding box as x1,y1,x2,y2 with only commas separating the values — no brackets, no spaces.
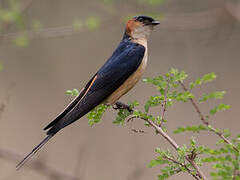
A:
132,38,147,48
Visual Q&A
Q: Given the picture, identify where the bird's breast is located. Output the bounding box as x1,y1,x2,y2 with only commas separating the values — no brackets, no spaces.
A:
106,47,148,104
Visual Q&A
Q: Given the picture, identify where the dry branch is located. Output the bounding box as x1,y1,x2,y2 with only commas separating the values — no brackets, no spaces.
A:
114,101,207,180
179,81,238,152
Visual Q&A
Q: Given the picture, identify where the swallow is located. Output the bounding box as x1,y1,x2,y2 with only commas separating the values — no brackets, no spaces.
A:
16,15,160,170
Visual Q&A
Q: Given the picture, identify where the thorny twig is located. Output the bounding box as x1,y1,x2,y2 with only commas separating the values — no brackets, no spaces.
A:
114,102,207,180
163,155,199,180
126,116,146,133
160,80,169,125
179,81,239,152
143,117,206,180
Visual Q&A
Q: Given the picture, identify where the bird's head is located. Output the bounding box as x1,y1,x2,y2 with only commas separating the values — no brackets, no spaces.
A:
125,15,160,40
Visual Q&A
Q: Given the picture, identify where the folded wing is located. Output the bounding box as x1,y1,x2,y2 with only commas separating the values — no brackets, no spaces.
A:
45,41,145,135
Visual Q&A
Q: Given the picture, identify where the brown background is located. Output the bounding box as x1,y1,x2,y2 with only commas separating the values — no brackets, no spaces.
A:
0,0,240,179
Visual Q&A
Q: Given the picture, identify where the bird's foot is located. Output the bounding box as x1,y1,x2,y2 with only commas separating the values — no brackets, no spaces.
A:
112,101,133,113
112,102,145,133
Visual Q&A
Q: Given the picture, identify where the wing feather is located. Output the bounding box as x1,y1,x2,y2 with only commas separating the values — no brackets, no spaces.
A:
43,74,97,130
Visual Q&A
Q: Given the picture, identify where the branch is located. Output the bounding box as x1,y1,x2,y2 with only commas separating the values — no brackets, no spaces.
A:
114,102,207,180
143,117,206,180
160,81,169,125
144,117,179,150
179,81,239,152
163,155,199,180
0,148,79,180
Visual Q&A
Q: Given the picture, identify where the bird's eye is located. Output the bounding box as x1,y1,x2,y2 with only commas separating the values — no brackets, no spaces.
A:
137,17,143,22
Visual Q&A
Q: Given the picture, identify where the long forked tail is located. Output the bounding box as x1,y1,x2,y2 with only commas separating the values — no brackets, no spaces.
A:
16,134,54,170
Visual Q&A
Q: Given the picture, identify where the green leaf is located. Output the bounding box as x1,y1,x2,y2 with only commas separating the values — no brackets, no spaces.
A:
169,68,188,82
113,108,131,125
156,162,181,179
173,125,208,134
190,137,196,147
169,68,179,76
155,148,162,154
32,20,42,32
86,16,100,30
143,76,167,90
175,91,194,102
65,88,80,96
202,72,217,82
190,72,216,89
148,159,169,167
197,146,229,155
129,110,155,124
177,145,187,157
199,91,226,102
87,104,109,126
210,104,231,115
158,172,169,180
14,34,29,47
65,90,72,95
144,95,163,113
223,129,231,137
138,0,166,6
112,101,139,125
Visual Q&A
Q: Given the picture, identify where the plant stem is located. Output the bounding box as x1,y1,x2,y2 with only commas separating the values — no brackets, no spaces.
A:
163,156,199,180
179,81,239,152
160,81,169,125
114,101,207,180
146,117,179,150
144,117,206,180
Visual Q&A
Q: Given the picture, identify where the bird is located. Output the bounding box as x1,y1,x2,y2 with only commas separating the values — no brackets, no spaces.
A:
16,15,160,170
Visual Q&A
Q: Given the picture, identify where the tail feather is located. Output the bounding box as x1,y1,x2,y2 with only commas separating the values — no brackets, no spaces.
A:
16,134,54,170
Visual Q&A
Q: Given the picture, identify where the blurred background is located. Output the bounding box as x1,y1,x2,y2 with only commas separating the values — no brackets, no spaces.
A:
0,0,240,179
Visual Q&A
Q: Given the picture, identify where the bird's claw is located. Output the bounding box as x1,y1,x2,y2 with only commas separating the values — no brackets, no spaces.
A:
112,101,133,113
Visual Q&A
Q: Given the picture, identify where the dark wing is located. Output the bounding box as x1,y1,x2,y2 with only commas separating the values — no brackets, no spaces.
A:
46,41,145,135
43,74,97,131
45,39,135,131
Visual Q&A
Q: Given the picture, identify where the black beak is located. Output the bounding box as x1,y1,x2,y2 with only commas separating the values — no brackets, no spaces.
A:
151,20,160,26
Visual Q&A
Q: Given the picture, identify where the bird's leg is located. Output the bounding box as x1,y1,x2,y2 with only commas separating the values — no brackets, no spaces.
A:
112,101,133,113
112,102,146,133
